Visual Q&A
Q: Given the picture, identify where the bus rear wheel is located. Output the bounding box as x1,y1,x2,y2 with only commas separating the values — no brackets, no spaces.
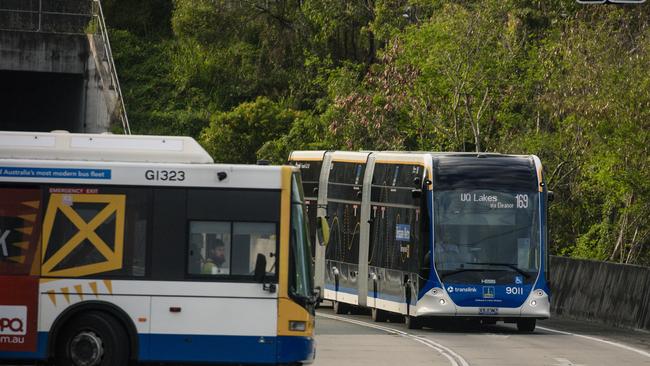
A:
516,318,536,333
371,308,388,323
333,300,349,315
56,311,130,366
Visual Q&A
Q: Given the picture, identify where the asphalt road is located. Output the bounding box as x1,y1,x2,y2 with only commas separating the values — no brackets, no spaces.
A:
7,308,650,365
313,307,650,366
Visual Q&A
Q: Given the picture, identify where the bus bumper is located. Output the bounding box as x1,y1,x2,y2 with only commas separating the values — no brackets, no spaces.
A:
415,288,550,318
277,336,315,364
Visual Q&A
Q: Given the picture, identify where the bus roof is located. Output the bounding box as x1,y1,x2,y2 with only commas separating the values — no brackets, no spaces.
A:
0,131,214,164
289,150,535,163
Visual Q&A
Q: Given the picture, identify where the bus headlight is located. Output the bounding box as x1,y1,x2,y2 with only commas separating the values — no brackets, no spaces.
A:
439,299,446,305
530,300,537,307
535,290,544,297
289,321,307,331
428,287,443,297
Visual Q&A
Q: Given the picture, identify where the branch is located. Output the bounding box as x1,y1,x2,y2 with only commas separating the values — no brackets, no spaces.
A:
547,161,568,186
252,3,294,30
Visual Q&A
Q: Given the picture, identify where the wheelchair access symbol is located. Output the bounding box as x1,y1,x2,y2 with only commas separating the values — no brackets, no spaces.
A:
41,193,126,277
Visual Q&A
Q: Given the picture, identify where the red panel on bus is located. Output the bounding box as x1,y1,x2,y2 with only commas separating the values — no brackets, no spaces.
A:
0,188,42,352
0,275,39,352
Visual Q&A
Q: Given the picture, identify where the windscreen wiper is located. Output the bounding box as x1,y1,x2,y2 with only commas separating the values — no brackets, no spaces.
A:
469,262,531,278
439,268,486,280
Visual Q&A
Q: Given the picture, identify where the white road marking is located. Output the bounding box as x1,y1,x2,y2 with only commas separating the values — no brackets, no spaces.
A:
318,312,470,366
539,326,650,359
553,358,585,366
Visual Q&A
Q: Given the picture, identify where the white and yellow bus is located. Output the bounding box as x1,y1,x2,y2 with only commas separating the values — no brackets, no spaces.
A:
0,131,316,365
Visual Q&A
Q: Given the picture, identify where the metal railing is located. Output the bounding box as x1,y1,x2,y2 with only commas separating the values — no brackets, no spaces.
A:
0,0,131,134
90,0,130,134
0,0,92,34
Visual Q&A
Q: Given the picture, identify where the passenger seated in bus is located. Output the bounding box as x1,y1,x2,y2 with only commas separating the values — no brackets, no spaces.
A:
203,238,229,275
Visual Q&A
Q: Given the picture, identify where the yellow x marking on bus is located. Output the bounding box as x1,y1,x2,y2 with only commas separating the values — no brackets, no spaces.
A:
41,194,125,277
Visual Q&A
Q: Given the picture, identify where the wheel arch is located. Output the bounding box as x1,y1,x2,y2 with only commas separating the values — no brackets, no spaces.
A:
48,300,139,362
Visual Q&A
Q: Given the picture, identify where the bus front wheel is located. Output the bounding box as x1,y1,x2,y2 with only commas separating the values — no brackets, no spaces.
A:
405,315,422,330
516,318,536,333
56,311,130,366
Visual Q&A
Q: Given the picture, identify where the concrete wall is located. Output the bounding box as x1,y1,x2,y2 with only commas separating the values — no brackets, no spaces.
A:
0,0,118,133
0,30,113,133
550,255,650,330
0,31,88,74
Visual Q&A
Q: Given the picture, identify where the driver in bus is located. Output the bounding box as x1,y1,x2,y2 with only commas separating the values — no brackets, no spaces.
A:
434,230,464,270
203,238,229,275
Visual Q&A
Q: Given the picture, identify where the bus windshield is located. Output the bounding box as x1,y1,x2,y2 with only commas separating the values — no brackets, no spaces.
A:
434,190,540,284
290,173,314,300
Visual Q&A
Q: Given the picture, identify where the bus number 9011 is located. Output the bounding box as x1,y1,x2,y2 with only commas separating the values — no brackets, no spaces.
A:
145,170,185,181
505,287,524,295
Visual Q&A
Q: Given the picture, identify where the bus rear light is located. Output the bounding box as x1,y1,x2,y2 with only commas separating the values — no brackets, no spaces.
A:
289,321,307,331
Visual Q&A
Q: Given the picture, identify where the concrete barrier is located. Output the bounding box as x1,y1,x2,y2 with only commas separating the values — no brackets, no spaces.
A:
550,255,650,330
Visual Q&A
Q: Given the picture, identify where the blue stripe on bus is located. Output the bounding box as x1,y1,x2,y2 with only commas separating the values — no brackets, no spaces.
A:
0,333,314,364
140,334,276,363
325,284,405,303
0,167,111,180
0,332,49,360
277,336,316,363
140,334,313,364
419,189,442,299
324,283,358,295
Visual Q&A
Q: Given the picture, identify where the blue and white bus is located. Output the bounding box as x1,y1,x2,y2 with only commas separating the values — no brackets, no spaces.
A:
290,151,550,332
0,131,316,365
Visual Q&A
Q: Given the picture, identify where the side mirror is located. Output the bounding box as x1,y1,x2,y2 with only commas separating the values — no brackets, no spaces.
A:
316,216,330,246
548,190,555,202
254,253,267,283
413,176,422,188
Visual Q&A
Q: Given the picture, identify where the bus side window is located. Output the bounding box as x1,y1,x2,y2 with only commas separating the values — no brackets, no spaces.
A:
232,222,276,276
187,221,231,276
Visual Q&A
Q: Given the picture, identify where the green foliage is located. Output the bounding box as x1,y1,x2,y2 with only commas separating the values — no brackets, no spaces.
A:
107,0,650,266
200,97,301,164
103,0,173,38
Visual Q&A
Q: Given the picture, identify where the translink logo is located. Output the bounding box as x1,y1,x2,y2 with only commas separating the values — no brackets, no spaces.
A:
447,286,454,293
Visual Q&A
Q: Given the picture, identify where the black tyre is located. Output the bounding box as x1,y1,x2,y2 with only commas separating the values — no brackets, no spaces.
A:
371,308,388,323
390,313,405,324
56,311,130,366
333,301,349,315
517,318,536,333
405,315,422,330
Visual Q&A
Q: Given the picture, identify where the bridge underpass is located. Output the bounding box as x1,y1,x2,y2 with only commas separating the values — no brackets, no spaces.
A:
0,70,83,132
0,0,129,133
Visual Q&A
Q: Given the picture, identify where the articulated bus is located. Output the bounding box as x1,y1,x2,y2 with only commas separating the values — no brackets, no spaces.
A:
0,131,316,366
289,151,550,332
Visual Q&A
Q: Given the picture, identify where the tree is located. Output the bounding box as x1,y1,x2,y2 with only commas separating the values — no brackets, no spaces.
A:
200,97,303,163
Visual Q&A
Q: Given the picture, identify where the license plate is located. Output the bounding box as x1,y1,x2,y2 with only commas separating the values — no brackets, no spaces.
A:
479,307,499,315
